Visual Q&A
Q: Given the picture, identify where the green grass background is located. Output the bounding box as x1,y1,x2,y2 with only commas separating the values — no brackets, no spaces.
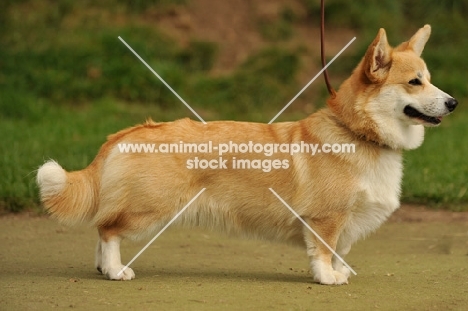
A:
1,0,467,212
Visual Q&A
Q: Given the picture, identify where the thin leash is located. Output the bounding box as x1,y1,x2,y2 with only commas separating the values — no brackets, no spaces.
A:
320,0,336,97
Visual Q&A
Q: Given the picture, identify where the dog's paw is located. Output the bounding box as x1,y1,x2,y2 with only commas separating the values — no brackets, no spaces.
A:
103,265,135,281
312,260,348,285
332,271,349,285
314,270,348,285
336,266,351,279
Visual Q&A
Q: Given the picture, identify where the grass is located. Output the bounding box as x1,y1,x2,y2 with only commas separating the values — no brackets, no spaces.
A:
403,110,468,209
258,6,296,42
0,0,467,212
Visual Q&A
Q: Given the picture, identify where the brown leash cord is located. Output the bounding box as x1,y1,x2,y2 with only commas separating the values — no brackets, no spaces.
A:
320,0,335,97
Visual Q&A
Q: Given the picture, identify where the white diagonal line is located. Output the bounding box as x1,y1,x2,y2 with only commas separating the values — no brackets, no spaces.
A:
268,37,356,124
269,188,357,276
118,36,207,124
117,188,206,277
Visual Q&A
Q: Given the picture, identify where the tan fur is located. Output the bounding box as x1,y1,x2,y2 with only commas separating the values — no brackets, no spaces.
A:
37,25,457,284
37,161,99,225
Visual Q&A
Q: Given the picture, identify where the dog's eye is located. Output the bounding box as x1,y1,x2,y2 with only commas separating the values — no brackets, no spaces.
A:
408,78,422,86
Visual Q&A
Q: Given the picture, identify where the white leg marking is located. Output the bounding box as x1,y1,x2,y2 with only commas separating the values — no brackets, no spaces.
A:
101,236,135,281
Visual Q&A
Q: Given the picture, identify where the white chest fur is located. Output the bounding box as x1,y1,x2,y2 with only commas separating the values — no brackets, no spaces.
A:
341,149,403,247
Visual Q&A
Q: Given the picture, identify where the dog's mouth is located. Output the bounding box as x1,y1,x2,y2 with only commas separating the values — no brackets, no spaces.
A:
403,106,442,125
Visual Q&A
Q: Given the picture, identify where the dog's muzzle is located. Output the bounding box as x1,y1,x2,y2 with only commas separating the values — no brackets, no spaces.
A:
404,97,458,125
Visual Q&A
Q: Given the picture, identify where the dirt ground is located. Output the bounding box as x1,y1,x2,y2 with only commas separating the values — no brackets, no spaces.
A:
1,205,468,311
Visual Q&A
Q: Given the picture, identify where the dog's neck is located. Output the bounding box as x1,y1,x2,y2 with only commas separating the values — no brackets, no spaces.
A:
325,111,393,150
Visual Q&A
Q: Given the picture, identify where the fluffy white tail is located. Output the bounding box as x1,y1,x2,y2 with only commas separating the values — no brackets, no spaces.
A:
37,160,97,225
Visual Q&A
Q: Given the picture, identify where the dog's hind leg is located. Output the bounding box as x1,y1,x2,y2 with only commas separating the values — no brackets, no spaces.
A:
95,238,103,274
98,227,135,281
303,215,348,285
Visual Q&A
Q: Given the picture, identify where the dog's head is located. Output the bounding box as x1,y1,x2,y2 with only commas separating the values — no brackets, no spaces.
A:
330,25,458,150
366,24,457,127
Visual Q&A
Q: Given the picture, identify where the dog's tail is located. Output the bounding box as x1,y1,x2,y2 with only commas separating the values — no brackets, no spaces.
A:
37,160,98,225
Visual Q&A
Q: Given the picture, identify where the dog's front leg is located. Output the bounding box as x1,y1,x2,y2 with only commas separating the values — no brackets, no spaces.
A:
332,242,352,279
98,231,135,281
303,216,348,285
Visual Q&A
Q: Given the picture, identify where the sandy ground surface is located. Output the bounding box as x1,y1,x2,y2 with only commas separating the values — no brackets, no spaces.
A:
1,205,468,310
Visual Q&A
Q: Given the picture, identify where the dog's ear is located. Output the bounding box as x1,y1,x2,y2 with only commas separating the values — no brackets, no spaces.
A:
407,24,431,56
364,28,392,83
396,25,431,55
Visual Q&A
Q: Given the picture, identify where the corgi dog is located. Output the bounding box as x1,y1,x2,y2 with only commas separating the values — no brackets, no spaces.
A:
37,25,457,285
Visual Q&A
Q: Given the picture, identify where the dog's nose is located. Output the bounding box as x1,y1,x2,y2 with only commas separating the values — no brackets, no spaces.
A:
445,98,458,112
